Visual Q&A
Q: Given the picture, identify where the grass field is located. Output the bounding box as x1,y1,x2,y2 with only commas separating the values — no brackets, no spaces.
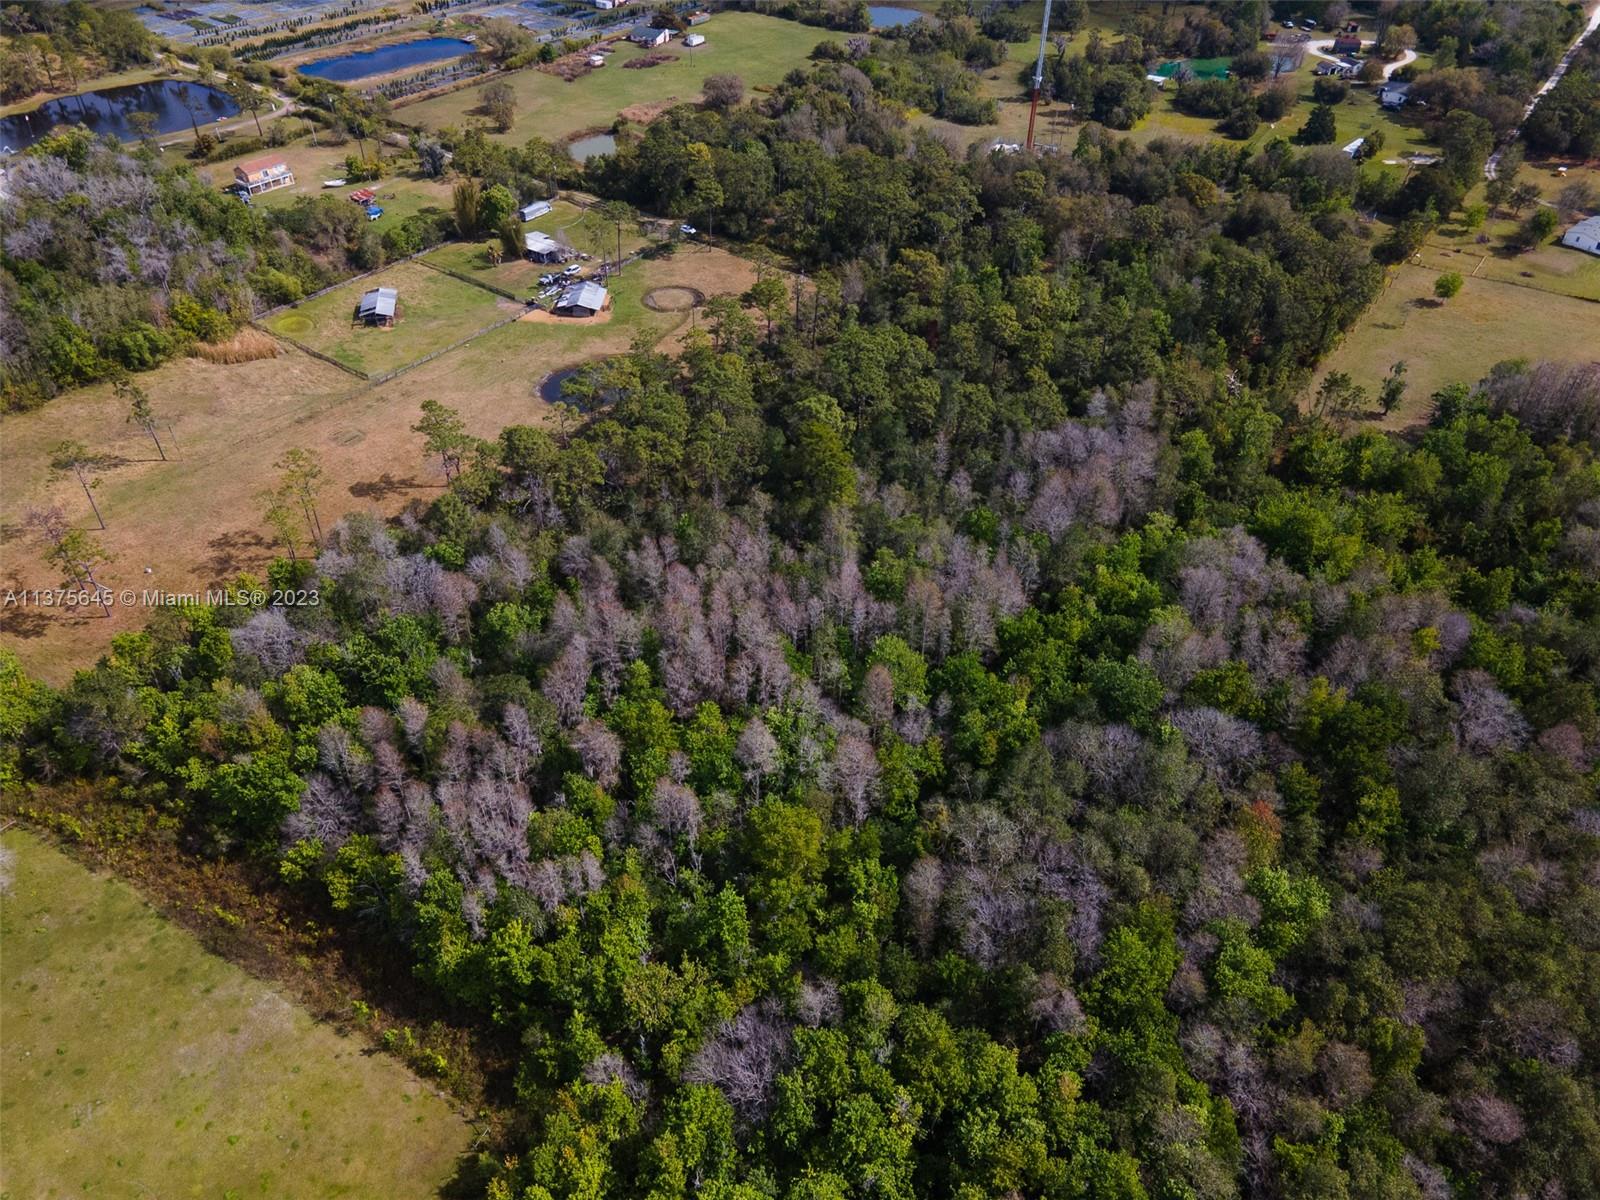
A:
265,260,514,376
1417,218,1600,301
1307,262,1600,426
0,829,469,1197
422,199,654,293
0,243,757,679
396,12,843,145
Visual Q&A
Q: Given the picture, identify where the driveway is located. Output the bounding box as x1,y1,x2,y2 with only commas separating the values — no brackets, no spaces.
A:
1304,38,1417,79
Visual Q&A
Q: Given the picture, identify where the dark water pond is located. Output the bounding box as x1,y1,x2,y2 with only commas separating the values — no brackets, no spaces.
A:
567,132,617,162
0,79,238,153
869,5,928,27
539,367,581,405
298,38,477,82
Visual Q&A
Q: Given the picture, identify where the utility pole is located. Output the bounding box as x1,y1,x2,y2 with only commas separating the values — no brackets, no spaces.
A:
1025,0,1054,152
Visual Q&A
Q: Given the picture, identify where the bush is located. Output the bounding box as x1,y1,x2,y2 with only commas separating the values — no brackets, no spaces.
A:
1312,77,1350,104
1433,271,1463,300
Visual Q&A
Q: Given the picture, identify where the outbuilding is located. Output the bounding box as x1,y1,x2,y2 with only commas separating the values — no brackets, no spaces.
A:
356,286,397,327
1331,34,1363,54
519,200,553,222
554,281,610,317
629,24,670,48
683,32,705,47
1561,214,1600,256
1340,137,1365,158
523,231,566,262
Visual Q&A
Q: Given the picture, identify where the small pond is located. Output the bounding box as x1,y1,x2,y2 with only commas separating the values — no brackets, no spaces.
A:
0,79,238,153
868,5,928,28
297,38,477,82
567,132,617,162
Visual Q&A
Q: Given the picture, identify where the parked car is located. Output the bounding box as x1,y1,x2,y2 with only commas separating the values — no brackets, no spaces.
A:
679,223,697,235
561,264,582,277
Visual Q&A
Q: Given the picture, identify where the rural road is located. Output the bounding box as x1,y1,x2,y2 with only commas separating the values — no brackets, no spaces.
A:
1305,38,1417,78
1486,1,1600,178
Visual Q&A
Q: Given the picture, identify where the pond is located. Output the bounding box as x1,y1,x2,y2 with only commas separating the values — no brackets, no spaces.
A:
868,5,928,28
0,79,238,153
567,132,617,162
298,38,477,82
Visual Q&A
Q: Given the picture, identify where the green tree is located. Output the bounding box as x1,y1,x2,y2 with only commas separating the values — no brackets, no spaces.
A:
453,177,482,238
480,80,516,132
273,448,325,549
1297,103,1337,145
1433,271,1464,301
1378,360,1408,415
478,182,516,230
412,400,471,482
49,440,110,529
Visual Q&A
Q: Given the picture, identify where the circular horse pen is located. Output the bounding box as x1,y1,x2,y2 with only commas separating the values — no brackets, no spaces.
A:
641,286,704,312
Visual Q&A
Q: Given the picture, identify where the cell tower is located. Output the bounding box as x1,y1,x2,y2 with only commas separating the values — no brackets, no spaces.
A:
1025,0,1054,152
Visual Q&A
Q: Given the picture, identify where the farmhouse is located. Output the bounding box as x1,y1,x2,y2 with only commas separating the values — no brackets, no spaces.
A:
1378,80,1412,109
1562,215,1600,256
519,199,553,222
356,286,398,327
1331,34,1362,54
234,155,295,196
630,24,670,47
554,281,610,317
684,33,706,47
523,231,567,262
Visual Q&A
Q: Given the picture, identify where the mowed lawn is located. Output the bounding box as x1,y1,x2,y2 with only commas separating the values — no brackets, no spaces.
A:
1418,218,1600,302
265,259,514,376
423,199,655,293
0,830,469,1198
1307,263,1600,427
397,12,843,144
186,137,456,238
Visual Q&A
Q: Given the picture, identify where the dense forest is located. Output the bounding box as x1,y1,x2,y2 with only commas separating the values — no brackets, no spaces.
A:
6,4,1600,1200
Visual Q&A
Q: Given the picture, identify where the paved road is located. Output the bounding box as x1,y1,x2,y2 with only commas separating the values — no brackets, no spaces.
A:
1486,1,1600,179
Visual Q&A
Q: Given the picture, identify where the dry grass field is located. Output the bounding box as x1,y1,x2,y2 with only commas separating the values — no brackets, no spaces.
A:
0,829,470,1198
1306,262,1600,428
0,243,757,679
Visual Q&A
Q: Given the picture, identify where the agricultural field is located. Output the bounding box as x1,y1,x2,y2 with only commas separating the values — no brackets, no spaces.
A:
422,198,655,294
396,12,844,146
265,259,515,377
0,243,757,678
1306,262,1600,426
0,829,470,1198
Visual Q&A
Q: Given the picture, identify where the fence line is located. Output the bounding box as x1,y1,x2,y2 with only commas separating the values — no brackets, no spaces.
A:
364,311,528,385
254,328,368,379
415,255,524,301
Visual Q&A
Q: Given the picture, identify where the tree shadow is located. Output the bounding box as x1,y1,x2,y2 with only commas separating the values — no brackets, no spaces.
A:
201,528,274,578
348,473,430,501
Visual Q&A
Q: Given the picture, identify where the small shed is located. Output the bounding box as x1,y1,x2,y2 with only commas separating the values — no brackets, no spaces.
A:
1331,34,1362,54
1561,215,1600,256
1340,137,1365,158
683,32,705,47
519,200,553,222
687,10,711,24
357,286,398,327
630,24,670,48
554,281,610,317
524,231,565,262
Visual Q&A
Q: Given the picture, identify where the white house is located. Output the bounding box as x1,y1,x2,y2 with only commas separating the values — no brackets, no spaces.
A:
1561,214,1600,256
629,24,669,47
1378,80,1411,110
519,199,553,222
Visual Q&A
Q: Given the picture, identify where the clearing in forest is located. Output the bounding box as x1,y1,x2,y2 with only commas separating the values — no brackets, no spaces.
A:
395,12,842,145
1306,261,1600,426
0,830,470,1198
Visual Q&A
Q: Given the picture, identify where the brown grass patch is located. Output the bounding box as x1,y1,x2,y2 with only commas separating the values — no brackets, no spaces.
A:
193,327,281,364
625,52,678,69
618,98,680,124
